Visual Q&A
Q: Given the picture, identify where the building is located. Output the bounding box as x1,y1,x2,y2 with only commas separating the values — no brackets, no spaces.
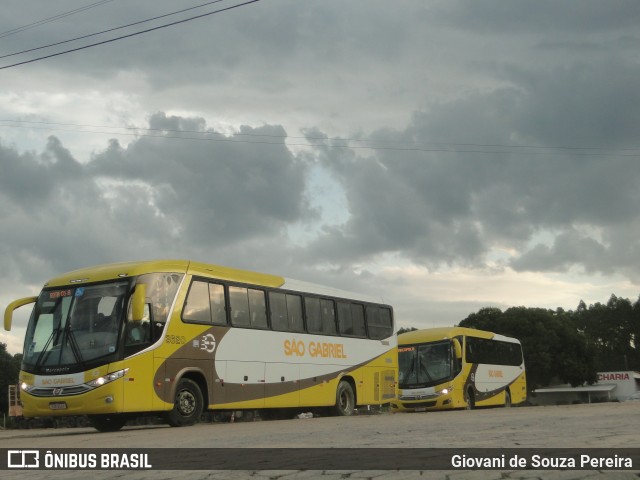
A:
531,371,640,405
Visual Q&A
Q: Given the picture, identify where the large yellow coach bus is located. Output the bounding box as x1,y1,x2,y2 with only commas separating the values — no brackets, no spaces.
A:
4,260,397,431
392,327,526,412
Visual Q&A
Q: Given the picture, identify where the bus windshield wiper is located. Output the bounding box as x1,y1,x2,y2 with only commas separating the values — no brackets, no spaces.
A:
34,328,58,368
64,322,85,368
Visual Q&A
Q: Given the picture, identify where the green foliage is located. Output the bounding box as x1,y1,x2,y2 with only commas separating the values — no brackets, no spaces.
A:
460,295,640,391
574,294,640,371
0,343,22,414
397,326,418,335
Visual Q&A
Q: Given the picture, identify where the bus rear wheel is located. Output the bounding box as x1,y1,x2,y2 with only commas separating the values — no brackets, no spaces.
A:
504,390,512,408
89,414,128,432
167,378,204,427
465,388,475,410
334,380,355,416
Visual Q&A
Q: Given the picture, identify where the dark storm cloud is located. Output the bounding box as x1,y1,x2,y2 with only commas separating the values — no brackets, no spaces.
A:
0,137,119,282
437,0,640,34
306,54,640,277
0,113,312,283
90,112,313,245
2,0,640,286
510,229,610,275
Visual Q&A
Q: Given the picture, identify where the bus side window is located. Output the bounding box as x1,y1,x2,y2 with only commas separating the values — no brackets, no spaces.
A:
305,297,322,334
271,292,304,332
366,306,393,340
320,299,336,335
351,303,366,337
183,281,212,323
286,294,304,332
126,304,151,346
209,283,227,325
337,302,366,337
229,286,250,327
269,292,288,331
248,288,267,329
337,301,353,335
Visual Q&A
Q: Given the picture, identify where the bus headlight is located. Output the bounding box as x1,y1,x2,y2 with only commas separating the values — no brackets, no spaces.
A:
87,369,129,388
437,387,452,396
21,382,35,393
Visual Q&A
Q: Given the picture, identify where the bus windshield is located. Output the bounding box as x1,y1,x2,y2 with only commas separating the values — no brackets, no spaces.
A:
398,340,452,388
23,281,129,370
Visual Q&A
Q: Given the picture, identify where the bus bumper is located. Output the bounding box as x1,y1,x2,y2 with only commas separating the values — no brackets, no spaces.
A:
391,390,463,412
20,383,124,417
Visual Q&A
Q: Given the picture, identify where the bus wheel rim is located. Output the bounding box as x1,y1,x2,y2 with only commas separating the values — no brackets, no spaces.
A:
178,390,196,416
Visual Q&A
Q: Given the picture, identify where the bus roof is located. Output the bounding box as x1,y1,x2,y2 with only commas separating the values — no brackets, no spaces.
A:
43,259,384,304
44,260,192,287
398,327,520,345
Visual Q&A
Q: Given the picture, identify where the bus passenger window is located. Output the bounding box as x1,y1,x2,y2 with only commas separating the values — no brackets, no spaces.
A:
351,304,366,337
183,281,212,323
209,283,227,324
126,304,151,346
286,294,304,332
248,289,267,329
366,306,393,340
305,297,322,333
337,302,353,335
320,299,336,335
269,292,288,331
338,302,366,337
229,286,250,327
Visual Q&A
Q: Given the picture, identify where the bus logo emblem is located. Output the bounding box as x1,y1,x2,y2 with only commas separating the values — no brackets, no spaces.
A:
200,333,216,353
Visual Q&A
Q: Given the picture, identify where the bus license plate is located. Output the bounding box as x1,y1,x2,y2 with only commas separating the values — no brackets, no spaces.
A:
49,402,67,410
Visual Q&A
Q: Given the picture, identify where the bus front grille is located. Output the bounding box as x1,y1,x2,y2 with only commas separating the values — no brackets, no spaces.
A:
29,385,92,397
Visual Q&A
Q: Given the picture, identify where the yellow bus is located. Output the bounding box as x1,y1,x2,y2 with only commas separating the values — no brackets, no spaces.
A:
4,260,397,431
392,327,526,412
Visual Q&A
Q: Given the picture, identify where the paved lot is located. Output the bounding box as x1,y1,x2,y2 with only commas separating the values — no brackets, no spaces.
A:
1,402,639,479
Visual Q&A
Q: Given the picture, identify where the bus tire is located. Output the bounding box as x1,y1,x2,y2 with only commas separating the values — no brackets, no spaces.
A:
465,388,475,410
505,389,512,408
167,378,204,427
334,380,355,416
89,414,128,432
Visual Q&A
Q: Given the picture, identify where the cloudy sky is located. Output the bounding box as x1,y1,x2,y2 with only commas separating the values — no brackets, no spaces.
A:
2,0,640,354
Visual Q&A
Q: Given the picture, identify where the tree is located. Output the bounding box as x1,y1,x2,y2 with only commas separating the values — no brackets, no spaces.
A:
0,343,22,414
574,295,640,371
397,327,418,335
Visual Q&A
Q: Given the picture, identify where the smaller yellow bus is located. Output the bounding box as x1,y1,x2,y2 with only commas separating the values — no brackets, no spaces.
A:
392,327,526,412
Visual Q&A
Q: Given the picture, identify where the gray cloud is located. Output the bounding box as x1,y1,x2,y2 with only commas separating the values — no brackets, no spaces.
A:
2,0,640,339
303,53,640,277
436,0,640,34
510,229,610,274
0,113,314,285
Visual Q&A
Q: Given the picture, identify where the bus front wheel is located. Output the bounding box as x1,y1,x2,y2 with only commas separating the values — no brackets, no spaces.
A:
167,378,204,427
334,380,355,416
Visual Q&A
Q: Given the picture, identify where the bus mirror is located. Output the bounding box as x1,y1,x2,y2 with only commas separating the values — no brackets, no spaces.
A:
453,339,462,359
131,285,146,322
4,296,37,331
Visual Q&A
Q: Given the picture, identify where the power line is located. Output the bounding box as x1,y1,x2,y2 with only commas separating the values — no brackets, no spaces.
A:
0,0,227,61
0,0,261,70
1,119,638,158
0,0,116,39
